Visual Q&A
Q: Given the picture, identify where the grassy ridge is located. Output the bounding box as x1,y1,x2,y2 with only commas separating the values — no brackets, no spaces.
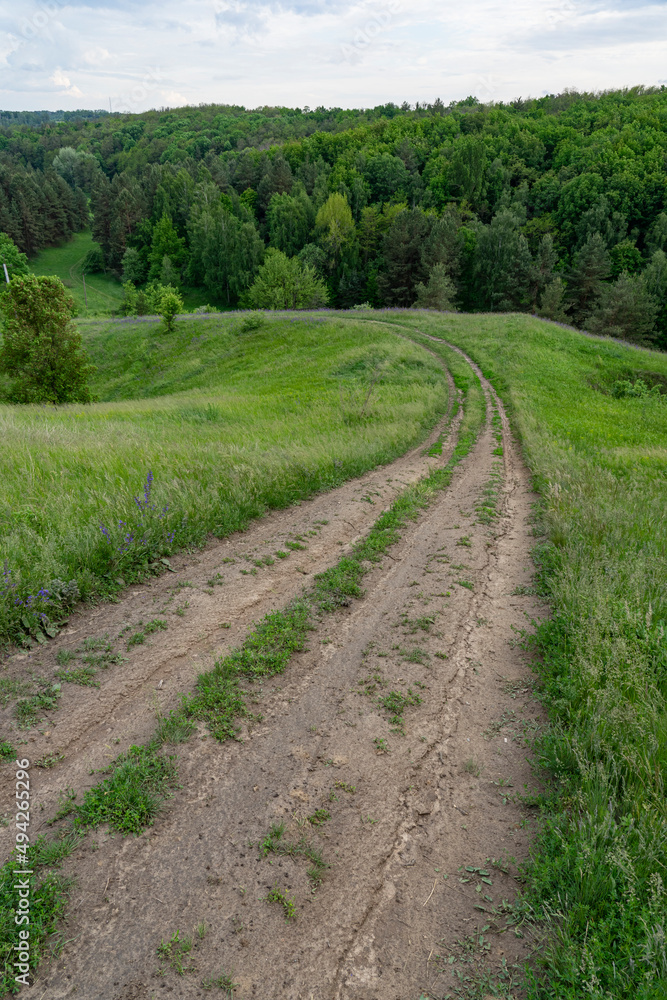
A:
381,310,667,999
0,314,448,646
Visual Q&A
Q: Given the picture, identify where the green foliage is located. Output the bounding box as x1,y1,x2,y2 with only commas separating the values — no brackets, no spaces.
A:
121,246,148,285
246,249,329,309
4,90,667,320
148,214,187,282
0,274,95,403
159,286,184,332
414,263,457,311
587,271,659,345
0,839,75,995
81,246,105,274
537,277,569,323
0,232,30,281
567,232,612,324
73,743,177,835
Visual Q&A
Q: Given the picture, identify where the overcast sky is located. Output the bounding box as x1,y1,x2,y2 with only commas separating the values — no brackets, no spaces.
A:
1,0,666,112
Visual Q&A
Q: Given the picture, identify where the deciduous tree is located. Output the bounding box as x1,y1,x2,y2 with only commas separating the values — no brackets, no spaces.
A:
0,274,95,403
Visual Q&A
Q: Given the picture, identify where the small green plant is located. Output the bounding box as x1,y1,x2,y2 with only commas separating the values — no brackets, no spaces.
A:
55,649,76,666
145,618,168,634
35,752,65,769
157,929,195,975
0,741,16,760
457,579,475,590
206,574,225,587
240,311,265,333
266,886,296,921
55,665,100,687
202,969,238,994
14,684,62,728
307,808,330,827
373,737,389,753
464,758,481,778
155,710,196,745
159,288,184,334
378,689,422,732
457,535,472,547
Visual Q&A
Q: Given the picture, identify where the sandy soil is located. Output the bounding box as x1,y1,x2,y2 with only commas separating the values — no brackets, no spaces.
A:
2,342,545,1000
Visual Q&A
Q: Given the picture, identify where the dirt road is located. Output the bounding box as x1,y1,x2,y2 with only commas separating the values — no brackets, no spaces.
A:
4,340,543,1000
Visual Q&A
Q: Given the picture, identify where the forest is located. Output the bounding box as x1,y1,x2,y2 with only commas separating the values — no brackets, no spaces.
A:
1,87,667,346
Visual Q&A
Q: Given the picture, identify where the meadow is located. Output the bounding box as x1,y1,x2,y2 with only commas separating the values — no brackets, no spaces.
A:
0,312,448,646
28,231,217,316
374,310,667,999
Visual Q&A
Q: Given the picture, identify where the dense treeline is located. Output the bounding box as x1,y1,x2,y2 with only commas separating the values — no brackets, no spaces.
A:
2,88,667,345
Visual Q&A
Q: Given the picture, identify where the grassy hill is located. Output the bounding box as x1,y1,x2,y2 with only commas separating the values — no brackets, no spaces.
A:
0,312,448,646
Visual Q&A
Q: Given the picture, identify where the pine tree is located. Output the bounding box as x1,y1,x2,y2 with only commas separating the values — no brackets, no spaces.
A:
537,277,569,323
148,214,187,282
587,272,658,345
567,232,612,325
414,264,457,311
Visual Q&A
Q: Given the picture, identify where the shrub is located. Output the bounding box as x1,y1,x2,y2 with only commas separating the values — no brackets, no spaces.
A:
0,274,95,404
158,287,184,333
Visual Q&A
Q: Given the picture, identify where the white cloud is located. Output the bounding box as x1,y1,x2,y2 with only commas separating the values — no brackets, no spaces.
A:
0,0,665,111
49,68,84,97
50,69,71,88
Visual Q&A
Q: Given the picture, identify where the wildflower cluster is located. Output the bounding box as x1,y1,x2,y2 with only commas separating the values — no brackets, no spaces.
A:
99,471,176,572
0,562,80,647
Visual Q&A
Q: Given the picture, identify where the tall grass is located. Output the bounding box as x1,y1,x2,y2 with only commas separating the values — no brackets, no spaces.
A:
0,314,447,647
377,310,667,998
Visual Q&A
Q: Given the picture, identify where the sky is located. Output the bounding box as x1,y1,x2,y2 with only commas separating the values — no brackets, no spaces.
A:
0,0,666,112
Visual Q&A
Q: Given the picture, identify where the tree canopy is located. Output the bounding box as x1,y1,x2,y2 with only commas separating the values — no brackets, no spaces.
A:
1,87,667,344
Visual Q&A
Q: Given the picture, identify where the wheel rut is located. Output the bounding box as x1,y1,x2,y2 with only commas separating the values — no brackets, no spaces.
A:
11,344,545,1000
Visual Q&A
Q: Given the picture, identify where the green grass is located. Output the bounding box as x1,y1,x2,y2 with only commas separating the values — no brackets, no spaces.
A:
0,836,77,994
28,232,125,317
0,314,448,648
72,743,177,835
379,310,667,1000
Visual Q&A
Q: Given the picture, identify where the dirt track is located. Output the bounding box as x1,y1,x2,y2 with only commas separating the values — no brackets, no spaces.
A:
3,340,544,1000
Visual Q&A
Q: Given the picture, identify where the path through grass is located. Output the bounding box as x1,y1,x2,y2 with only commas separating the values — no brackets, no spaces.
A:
376,309,667,999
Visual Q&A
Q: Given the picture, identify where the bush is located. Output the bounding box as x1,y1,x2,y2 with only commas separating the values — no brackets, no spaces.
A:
0,274,95,404
246,249,329,310
158,288,184,333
